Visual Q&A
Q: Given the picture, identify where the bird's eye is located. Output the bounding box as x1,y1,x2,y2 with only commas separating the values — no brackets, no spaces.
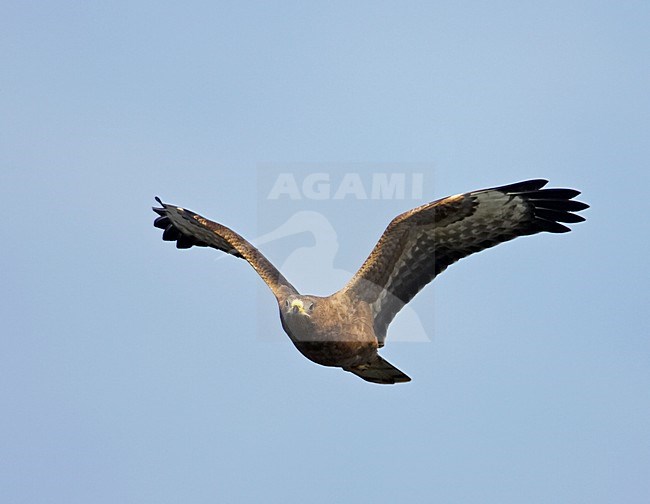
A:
285,300,290,307
308,302,315,311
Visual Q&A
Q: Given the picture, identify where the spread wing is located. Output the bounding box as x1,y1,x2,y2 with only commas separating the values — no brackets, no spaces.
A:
152,198,297,298
342,179,589,346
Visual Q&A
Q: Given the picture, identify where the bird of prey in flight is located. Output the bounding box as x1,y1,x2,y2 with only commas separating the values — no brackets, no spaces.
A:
153,179,587,384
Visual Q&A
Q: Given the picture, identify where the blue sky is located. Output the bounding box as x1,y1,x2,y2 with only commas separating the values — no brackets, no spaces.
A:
2,1,649,503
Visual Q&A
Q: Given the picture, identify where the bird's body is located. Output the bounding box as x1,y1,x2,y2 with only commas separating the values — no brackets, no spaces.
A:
278,289,405,382
153,179,588,384
281,290,376,367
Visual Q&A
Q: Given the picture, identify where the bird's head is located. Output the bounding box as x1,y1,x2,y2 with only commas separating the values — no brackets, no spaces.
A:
283,296,316,318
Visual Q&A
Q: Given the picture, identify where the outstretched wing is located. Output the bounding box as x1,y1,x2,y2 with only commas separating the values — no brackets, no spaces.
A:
342,179,589,345
153,198,297,298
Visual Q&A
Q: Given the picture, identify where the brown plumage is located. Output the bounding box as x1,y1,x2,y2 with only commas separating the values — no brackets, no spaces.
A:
152,179,588,384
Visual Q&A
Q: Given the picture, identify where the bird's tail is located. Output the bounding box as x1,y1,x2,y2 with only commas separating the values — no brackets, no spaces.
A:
345,356,411,384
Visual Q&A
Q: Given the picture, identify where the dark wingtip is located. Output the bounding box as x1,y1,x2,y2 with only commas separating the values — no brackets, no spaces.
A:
152,198,210,251
162,224,181,241
515,182,589,234
535,219,572,233
153,216,170,229
527,178,549,189
153,197,167,216
495,179,549,194
534,208,586,224
535,188,581,200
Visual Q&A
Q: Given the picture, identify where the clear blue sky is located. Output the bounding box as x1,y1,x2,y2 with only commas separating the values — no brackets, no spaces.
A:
2,1,649,503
